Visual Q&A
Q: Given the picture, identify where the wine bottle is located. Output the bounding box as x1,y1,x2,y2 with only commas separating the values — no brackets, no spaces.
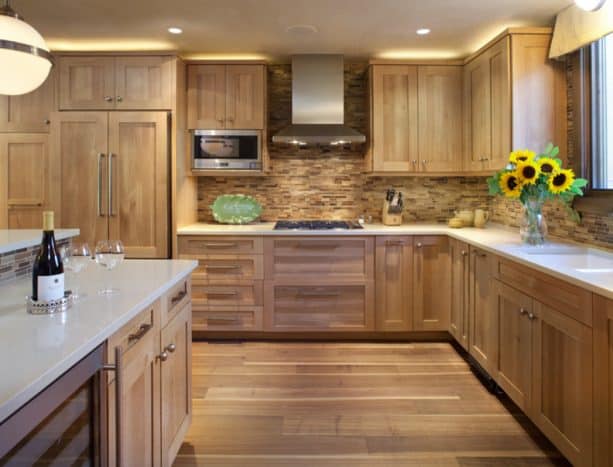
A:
32,211,64,302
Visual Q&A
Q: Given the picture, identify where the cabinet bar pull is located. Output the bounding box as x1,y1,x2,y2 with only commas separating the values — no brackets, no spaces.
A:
385,240,405,246
108,153,115,216
97,153,105,216
208,316,240,324
298,290,340,298
206,291,238,297
128,323,152,343
295,243,340,250
201,242,238,248
205,264,241,270
102,346,122,467
171,283,188,305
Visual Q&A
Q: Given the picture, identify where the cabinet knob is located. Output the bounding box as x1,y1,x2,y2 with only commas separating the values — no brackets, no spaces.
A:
217,119,224,124
422,160,427,164
116,96,123,102
227,117,235,122
165,343,176,353
461,250,468,256
104,96,113,102
158,351,168,362
519,308,528,315
43,119,50,125
528,312,538,321
416,242,423,248
412,160,417,165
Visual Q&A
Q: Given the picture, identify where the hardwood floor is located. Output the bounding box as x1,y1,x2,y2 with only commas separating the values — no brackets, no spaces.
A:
174,342,569,467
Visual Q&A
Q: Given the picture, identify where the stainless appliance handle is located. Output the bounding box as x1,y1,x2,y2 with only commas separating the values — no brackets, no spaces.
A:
108,153,115,217
97,153,105,216
102,346,122,467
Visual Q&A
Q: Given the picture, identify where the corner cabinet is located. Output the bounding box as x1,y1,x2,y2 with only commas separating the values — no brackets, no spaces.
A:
187,64,265,130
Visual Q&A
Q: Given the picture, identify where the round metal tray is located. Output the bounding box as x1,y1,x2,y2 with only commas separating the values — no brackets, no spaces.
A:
27,291,73,315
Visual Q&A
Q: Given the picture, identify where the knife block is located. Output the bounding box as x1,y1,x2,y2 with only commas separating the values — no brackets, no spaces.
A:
382,201,403,226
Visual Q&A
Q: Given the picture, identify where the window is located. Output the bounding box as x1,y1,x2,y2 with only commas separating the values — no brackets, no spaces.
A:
590,32,613,190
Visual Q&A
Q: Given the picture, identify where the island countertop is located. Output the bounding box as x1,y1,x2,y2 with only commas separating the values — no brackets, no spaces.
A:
177,222,613,300
0,259,197,423
0,229,80,255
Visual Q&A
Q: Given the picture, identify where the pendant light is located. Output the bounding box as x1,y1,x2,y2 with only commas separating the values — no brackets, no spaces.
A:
574,0,607,11
0,0,52,95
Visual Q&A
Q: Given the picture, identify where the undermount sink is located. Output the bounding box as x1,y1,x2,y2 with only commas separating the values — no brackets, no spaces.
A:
511,245,613,273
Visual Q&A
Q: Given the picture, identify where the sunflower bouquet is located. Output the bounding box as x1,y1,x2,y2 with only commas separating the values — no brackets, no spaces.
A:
487,143,588,244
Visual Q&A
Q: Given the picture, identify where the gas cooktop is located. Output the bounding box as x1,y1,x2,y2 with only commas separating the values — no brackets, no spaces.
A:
274,220,363,230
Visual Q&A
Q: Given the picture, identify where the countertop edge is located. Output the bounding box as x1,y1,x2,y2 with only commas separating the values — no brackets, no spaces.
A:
0,229,81,255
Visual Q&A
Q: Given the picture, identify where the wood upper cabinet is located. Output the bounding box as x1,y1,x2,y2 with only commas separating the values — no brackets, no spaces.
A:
413,236,450,331
417,66,463,172
375,236,413,331
593,295,613,467
531,301,593,467
0,134,50,229
468,246,497,374
187,64,265,130
449,239,470,349
160,304,192,467
493,281,533,412
108,112,169,258
59,56,173,110
370,65,418,172
0,68,55,132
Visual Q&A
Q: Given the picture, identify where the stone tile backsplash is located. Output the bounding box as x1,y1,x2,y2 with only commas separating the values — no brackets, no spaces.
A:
0,239,71,285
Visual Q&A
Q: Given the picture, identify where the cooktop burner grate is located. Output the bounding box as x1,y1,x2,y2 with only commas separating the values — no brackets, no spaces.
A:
273,220,363,230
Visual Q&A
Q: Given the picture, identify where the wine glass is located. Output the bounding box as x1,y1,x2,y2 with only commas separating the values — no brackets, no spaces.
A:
94,240,125,295
61,243,91,300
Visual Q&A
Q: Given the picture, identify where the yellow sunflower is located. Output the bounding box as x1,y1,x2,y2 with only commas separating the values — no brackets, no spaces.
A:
499,172,522,198
509,149,535,165
548,169,575,194
516,160,540,185
537,157,560,175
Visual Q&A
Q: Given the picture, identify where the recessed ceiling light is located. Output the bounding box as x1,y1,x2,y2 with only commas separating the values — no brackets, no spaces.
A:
574,0,606,11
168,27,183,34
416,28,431,35
286,24,319,35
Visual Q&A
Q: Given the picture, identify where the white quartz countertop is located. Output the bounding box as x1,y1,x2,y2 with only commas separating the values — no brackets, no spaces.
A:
0,229,80,255
178,222,613,300
0,259,197,423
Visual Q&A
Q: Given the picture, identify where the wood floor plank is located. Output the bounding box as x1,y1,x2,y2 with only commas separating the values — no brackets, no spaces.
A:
175,341,568,467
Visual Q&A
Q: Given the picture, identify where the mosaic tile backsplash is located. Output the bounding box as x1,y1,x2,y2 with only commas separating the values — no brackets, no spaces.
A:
197,61,611,249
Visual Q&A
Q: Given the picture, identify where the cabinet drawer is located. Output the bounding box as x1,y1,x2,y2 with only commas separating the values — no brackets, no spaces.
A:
193,256,263,281
264,237,374,280
264,282,375,331
193,307,263,331
162,278,191,327
496,259,592,326
178,236,263,255
192,280,263,306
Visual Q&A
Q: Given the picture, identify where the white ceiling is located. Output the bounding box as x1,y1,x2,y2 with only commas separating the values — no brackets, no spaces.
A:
14,0,574,60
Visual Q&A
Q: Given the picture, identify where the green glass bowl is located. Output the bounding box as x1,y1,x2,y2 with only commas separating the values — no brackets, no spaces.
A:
210,194,263,224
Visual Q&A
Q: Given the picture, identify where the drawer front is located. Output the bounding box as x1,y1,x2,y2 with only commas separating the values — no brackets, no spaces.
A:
178,236,263,255
193,256,263,281
496,259,593,326
265,282,375,331
265,237,374,280
193,307,263,331
162,278,191,327
192,281,263,306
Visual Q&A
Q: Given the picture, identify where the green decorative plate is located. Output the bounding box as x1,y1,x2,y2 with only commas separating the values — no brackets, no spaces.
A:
210,194,262,224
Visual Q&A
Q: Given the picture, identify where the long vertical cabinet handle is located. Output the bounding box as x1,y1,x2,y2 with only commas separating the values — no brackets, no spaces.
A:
108,153,115,217
97,153,105,216
102,346,122,467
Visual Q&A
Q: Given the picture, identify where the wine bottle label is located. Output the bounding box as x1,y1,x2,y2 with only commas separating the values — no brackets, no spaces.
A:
37,273,65,302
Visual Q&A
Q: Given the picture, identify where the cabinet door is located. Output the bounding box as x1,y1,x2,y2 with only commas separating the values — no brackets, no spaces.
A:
468,247,497,374
108,327,160,467
413,236,450,331
108,112,168,258
375,236,413,331
494,281,533,412
371,65,418,172
187,65,226,129
115,56,172,110
488,37,511,170
449,239,469,349
463,54,491,172
593,295,613,467
417,66,463,172
161,304,192,467
225,65,265,129
532,301,593,467
51,112,109,246
0,134,49,229
0,69,55,132
58,56,115,110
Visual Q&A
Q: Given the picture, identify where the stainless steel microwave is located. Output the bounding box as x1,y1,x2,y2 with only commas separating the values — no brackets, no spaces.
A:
191,129,262,170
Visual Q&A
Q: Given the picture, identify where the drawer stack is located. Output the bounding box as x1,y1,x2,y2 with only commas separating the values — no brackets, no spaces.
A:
263,237,375,331
178,236,264,331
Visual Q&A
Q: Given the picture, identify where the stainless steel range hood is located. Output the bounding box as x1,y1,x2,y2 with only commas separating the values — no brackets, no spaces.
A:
272,54,366,145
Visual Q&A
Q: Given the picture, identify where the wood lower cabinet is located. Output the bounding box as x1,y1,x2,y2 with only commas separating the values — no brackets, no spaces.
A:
375,236,413,331
593,295,613,467
413,236,450,331
449,239,470,349
468,246,497,374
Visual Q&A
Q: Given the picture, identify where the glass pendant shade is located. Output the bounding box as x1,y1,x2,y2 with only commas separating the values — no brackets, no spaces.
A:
574,0,607,11
0,10,52,95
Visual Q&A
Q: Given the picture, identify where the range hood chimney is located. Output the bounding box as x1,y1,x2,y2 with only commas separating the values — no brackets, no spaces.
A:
272,54,366,145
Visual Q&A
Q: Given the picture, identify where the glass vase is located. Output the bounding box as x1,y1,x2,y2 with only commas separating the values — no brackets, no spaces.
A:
519,198,548,246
